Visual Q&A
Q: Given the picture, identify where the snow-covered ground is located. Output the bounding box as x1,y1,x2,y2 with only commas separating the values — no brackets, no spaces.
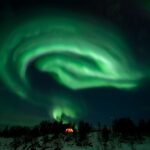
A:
0,132,150,150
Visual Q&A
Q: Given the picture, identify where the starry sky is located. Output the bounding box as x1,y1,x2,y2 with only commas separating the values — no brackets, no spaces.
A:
0,0,150,126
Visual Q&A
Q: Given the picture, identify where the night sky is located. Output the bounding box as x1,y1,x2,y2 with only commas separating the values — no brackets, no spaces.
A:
0,0,150,126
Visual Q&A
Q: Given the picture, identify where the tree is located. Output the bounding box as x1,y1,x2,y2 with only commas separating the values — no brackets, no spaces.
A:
1,126,9,138
113,118,136,139
31,125,40,137
76,121,92,146
39,120,52,136
102,126,110,150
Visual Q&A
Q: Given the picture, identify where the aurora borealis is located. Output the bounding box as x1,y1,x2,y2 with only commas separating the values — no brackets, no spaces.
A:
0,16,144,94
0,0,150,126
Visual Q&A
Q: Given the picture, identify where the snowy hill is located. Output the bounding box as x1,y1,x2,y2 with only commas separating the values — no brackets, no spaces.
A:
0,132,150,150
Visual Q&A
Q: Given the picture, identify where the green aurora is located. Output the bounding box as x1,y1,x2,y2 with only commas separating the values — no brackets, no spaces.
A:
0,13,147,122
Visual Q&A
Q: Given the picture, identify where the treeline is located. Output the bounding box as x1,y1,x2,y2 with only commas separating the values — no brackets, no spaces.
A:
0,120,76,138
0,118,150,144
113,118,150,138
0,120,93,149
0,118,150,149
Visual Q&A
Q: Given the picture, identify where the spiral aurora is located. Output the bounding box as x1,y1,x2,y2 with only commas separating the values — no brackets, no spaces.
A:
0,14,145,121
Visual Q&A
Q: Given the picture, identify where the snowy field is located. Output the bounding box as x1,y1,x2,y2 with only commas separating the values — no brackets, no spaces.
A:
0,132,150,150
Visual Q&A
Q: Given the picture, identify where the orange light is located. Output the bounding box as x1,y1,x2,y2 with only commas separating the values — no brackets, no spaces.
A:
65,128,74,133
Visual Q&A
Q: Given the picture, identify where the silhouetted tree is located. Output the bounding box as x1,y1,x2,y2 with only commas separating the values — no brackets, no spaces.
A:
113,118,137,139
1,126,9,138
146,119,150,136
9,126,24,137
102,126,110,150
77,121,92,146
31,125,40,138
39,120,52,136
97,122,101,131
137,120,146,142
